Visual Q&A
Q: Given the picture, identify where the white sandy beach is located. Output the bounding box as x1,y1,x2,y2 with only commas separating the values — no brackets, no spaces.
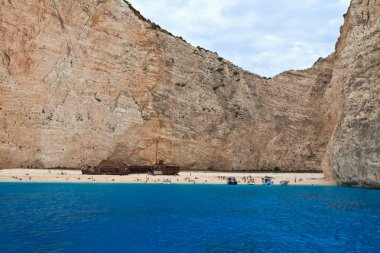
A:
0,169,334,185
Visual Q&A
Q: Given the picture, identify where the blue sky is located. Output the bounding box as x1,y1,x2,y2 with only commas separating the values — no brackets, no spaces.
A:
128,0,351,77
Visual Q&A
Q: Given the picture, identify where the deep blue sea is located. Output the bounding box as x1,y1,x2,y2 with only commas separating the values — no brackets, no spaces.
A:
0,183,379,253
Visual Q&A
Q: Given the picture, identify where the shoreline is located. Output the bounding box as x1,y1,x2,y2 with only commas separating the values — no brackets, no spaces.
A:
0,169,335,186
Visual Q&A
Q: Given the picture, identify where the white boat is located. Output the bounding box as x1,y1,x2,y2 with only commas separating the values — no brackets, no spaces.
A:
163,178,171,184
262,176,274,185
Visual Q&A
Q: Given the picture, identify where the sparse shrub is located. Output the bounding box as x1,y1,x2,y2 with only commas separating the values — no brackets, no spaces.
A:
175,82,186,87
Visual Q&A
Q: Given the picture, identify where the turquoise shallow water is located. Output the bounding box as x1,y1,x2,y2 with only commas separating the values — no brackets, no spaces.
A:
0,183,379,253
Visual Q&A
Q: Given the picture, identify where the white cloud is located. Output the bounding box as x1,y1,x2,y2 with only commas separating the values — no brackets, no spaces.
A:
127,0,350,77
339,0,351,6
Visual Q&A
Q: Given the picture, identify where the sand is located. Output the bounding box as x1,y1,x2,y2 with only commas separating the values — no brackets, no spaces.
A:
0,169,334,185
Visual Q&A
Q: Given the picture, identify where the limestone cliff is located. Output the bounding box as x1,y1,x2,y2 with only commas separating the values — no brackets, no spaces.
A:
322,0,380,187
0,0,378,186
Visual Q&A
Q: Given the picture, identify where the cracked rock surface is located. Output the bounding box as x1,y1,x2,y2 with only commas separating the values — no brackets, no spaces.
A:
0,0,378,187
321,0,380,187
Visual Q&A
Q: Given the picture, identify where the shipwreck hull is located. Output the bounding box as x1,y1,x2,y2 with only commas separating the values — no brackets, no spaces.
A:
81,161,180,176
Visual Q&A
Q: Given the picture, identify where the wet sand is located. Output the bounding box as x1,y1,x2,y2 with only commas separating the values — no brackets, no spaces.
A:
0,169,334,185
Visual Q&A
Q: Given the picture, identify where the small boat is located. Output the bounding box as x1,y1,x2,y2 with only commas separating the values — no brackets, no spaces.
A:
280,180,289,185
262,176,274,186
163,178,171,184
248,180,255,185
227,177,238,185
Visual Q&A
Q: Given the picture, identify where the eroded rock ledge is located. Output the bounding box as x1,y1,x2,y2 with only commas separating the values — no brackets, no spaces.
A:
0,0,379,187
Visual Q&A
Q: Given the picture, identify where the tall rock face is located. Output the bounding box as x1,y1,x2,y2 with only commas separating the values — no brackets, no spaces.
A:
0,0,378,185
322,0,380,187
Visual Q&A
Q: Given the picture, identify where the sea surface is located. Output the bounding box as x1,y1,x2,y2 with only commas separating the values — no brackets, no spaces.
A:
0,183,379,253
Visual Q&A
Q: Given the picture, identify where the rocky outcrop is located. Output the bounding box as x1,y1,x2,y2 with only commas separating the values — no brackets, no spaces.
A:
0,0,378,186
322,0,380,187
